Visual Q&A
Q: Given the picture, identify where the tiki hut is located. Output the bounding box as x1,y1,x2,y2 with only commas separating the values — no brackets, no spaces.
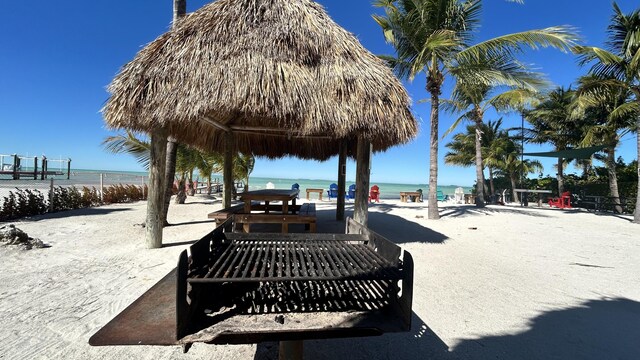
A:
103,0,418,246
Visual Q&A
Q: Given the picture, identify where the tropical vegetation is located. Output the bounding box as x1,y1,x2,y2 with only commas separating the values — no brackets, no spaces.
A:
374,0,577,216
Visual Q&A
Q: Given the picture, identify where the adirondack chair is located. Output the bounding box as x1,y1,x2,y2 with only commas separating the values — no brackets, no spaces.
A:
327,183,339,200
369,185,380,203
436,190,446,201
549,191,572,209
346,184,356,201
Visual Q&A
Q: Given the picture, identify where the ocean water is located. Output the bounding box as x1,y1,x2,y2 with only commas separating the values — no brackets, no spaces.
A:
1,169,472,199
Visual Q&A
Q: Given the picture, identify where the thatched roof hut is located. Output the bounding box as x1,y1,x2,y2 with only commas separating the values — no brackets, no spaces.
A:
103,0,417,160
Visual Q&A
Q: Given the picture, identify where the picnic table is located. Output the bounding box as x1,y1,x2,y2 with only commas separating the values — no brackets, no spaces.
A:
238,189,316,233
514,189,552,207
306,188,323,201
399,191,421,202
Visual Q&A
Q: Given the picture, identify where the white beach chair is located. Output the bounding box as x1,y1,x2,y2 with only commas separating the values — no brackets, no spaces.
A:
454,187,464,204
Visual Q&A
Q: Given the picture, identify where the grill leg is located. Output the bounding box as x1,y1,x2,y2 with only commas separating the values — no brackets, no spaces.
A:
279,340,303,360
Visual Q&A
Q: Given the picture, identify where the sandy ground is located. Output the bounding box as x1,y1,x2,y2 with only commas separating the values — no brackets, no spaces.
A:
1,195,639,360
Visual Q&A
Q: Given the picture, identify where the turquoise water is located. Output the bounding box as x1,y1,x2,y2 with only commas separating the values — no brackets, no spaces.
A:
2,168,472,199
234,177,471,199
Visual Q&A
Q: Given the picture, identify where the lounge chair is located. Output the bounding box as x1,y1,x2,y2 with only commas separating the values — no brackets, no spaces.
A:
369,185,380,203
327,183,339,200
346,184,356,201
436,190,446,202
291,183,300,198
549,191,572,209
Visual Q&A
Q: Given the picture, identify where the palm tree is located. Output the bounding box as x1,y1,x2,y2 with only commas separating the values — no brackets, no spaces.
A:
576,75,635,213
524,87,584,195
444,68,544,207
445,119,503,196
162,0,188,225
374,0,577,218
573,2,640,222
493,132,543,202
102,131,150,169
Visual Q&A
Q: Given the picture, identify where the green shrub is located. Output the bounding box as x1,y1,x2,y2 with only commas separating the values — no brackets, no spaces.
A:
0,189,47,221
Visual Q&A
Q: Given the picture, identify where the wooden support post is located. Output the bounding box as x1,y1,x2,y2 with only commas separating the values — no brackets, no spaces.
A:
145,129,167,249
279,340,303,360
49,179,54,212
41,157,47,180
100,173,104,202
223,132,234,209
354,136,371,226
12,154,18,180
67,159,71,180
33,157,38,180
336,139,347,221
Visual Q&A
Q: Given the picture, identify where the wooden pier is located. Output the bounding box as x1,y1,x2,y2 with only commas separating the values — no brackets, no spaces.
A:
0,154,71,180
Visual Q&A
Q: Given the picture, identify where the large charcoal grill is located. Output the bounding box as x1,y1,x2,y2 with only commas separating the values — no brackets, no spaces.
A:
90,218,413,350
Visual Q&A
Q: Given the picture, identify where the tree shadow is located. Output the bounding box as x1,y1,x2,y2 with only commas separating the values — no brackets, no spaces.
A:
439,205,552,219
166,219,216,227
18,207,133,222
315,208,449,244
253,297,640,360
253,312,450,360
451,297,640,360
161,239,199,248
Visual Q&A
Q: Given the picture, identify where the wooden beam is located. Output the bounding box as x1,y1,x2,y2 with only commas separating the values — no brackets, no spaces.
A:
146,129,167,249
223,132,234,209
354,136,371,226
336,140,347,221
202,116,231,132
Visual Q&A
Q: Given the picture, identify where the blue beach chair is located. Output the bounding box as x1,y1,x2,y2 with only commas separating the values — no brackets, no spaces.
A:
346,184,356,201
291,183,300,198
327,183,338,200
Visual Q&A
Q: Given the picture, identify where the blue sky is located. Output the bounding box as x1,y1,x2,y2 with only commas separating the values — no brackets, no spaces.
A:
1,0,637,186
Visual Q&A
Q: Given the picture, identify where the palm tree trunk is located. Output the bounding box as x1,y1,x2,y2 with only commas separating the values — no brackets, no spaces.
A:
427,88,440,220
162,139,177,226
161,1,186,227
510,174,519,203
557,157,564,196
146,129,167,249
474,121,485,207
635,115,640,223
489,167,495,197
605,147,622,214
175,174,187,204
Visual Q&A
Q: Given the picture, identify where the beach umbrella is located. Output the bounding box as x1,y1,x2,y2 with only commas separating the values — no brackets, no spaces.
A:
102,0,418,249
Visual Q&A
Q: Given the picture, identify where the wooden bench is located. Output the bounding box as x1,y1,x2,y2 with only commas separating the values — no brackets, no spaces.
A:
207,203,246,225
235,203,317,233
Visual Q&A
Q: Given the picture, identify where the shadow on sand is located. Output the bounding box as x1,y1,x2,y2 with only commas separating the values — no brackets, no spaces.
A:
253,312,449,360
254,297,640,360
19,207,133,221
313,207,448,244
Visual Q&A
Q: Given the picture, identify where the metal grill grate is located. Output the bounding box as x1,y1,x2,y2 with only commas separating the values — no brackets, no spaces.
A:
189,240,402,283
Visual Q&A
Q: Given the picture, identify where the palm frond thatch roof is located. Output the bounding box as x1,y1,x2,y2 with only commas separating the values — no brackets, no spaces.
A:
103,0,417,160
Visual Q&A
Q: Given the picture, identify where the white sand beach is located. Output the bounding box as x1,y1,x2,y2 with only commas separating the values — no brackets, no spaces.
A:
1,196,639,360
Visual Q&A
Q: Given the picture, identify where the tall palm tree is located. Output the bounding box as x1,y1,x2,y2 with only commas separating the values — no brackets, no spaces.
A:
162,0,188,225
524,87,584,195
492,131,543,202
573,2,640,222
374,0,577,218
444,68,544,207
576,75,635,213
445,119,504,196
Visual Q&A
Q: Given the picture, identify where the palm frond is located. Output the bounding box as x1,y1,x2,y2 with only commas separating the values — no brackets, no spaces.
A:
458,26,580,62
102,131,150,170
